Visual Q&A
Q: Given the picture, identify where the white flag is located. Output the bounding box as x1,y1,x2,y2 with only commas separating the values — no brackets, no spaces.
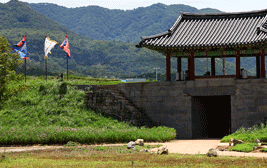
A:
44,37,58,59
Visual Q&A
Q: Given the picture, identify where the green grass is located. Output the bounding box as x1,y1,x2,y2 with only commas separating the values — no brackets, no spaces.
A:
37,75,123,85
221,122,267,143
260,148,267,152
0,76,176,145
1,146,267,167
229,143,258,153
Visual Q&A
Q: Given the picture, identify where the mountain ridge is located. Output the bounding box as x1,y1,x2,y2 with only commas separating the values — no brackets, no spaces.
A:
27,2,222,42
1,0,256,79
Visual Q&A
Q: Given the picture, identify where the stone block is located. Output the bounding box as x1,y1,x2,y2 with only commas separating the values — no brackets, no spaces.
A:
232,111,266,120
164,111,191,121
232,96,255,108
172,81,186,86
154,89,170,97
158,82,172,86
186,81,194,88
148,96,162,102
255,97,267,106
235,79,249,84
169,89,184,97
135,90,141,97
248,106,257,112
238,84,256,95
133,101,141,108
195,80,208,87
146,85,160,92
232,107,247,115
208,79,222,86
258,105,267,113
221,79,235,86
144,102,164,114
173,121,192,139
129,90,135,98
250,79,265,83
183,86,237,96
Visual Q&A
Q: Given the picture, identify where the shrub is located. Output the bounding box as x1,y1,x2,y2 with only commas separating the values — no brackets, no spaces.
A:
230,143,258,153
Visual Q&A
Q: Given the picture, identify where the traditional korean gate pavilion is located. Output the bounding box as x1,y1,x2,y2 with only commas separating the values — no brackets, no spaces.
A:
136,9,267,80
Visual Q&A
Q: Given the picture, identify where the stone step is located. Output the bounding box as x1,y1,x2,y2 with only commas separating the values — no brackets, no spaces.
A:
217,143,229,147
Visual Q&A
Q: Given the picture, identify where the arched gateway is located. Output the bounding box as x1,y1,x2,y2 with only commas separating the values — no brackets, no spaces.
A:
132,9,267,139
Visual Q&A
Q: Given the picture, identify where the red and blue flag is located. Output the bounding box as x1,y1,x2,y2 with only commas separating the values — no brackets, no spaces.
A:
60,35,71,58
12,35,27,59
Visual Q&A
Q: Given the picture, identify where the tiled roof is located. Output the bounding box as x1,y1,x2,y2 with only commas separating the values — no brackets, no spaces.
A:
137,9,267,49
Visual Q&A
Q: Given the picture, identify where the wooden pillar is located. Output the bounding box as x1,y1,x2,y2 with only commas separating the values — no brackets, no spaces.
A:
236,50,240,79
256,54,261,78
177,57,182,80
222,51,226,75
211,57,215,76
166,53,171,81
261,49,266,78
189,52,195,80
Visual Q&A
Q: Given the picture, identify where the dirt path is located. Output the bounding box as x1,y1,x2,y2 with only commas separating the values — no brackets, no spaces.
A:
1,140,267,158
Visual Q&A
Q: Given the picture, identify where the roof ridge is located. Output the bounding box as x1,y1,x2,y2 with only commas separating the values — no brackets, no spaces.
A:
180,8,267,16
141,30,171,41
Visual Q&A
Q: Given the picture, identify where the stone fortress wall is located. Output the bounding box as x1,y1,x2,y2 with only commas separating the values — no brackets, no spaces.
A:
83,78,267,138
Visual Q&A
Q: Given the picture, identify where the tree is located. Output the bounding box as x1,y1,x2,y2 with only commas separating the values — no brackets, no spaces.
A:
0,36,23,109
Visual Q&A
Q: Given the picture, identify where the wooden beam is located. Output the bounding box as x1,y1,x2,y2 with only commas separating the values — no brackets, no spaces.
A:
236,50,240,79
261,49,266,78
256,54,261,78
189,52,195,80
166,53,171,81
211,57,215,76
177,57,182,80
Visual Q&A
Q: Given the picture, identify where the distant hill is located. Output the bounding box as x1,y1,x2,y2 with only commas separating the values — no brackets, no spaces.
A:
27,3,222,43
0,0,170,78
1,1,256,79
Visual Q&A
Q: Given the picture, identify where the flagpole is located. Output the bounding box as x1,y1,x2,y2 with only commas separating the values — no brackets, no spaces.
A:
24,58,26,83
46,58,47,82
67,54,68,81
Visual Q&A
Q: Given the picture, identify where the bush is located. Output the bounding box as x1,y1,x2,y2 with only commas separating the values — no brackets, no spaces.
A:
230,143,258,153
221,120,267,143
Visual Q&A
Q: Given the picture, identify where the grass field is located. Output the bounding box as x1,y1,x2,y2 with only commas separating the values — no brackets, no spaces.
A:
1,145,267,168
0,76,176,146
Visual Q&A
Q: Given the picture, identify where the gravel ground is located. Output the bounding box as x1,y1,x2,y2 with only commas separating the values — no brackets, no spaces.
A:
1,140,267,158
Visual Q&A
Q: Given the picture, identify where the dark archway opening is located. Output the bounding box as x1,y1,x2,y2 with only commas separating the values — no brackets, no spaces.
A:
192,95,231,139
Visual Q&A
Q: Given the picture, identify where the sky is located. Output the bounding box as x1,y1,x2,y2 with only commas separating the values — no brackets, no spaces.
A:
1,0,267,13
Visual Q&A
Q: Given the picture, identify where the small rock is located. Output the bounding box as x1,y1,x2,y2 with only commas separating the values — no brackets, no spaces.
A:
229,138,243,146
233,139,243,146
217,147,225,151
157,146,168,155
207,148,217,157
254,146,263,150
135,139,144,146
127,141,136,149
255,138,260,143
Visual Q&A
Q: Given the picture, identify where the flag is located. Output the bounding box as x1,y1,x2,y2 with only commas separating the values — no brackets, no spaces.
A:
44,36,58,59
60,35,71,58
12,35,27,59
